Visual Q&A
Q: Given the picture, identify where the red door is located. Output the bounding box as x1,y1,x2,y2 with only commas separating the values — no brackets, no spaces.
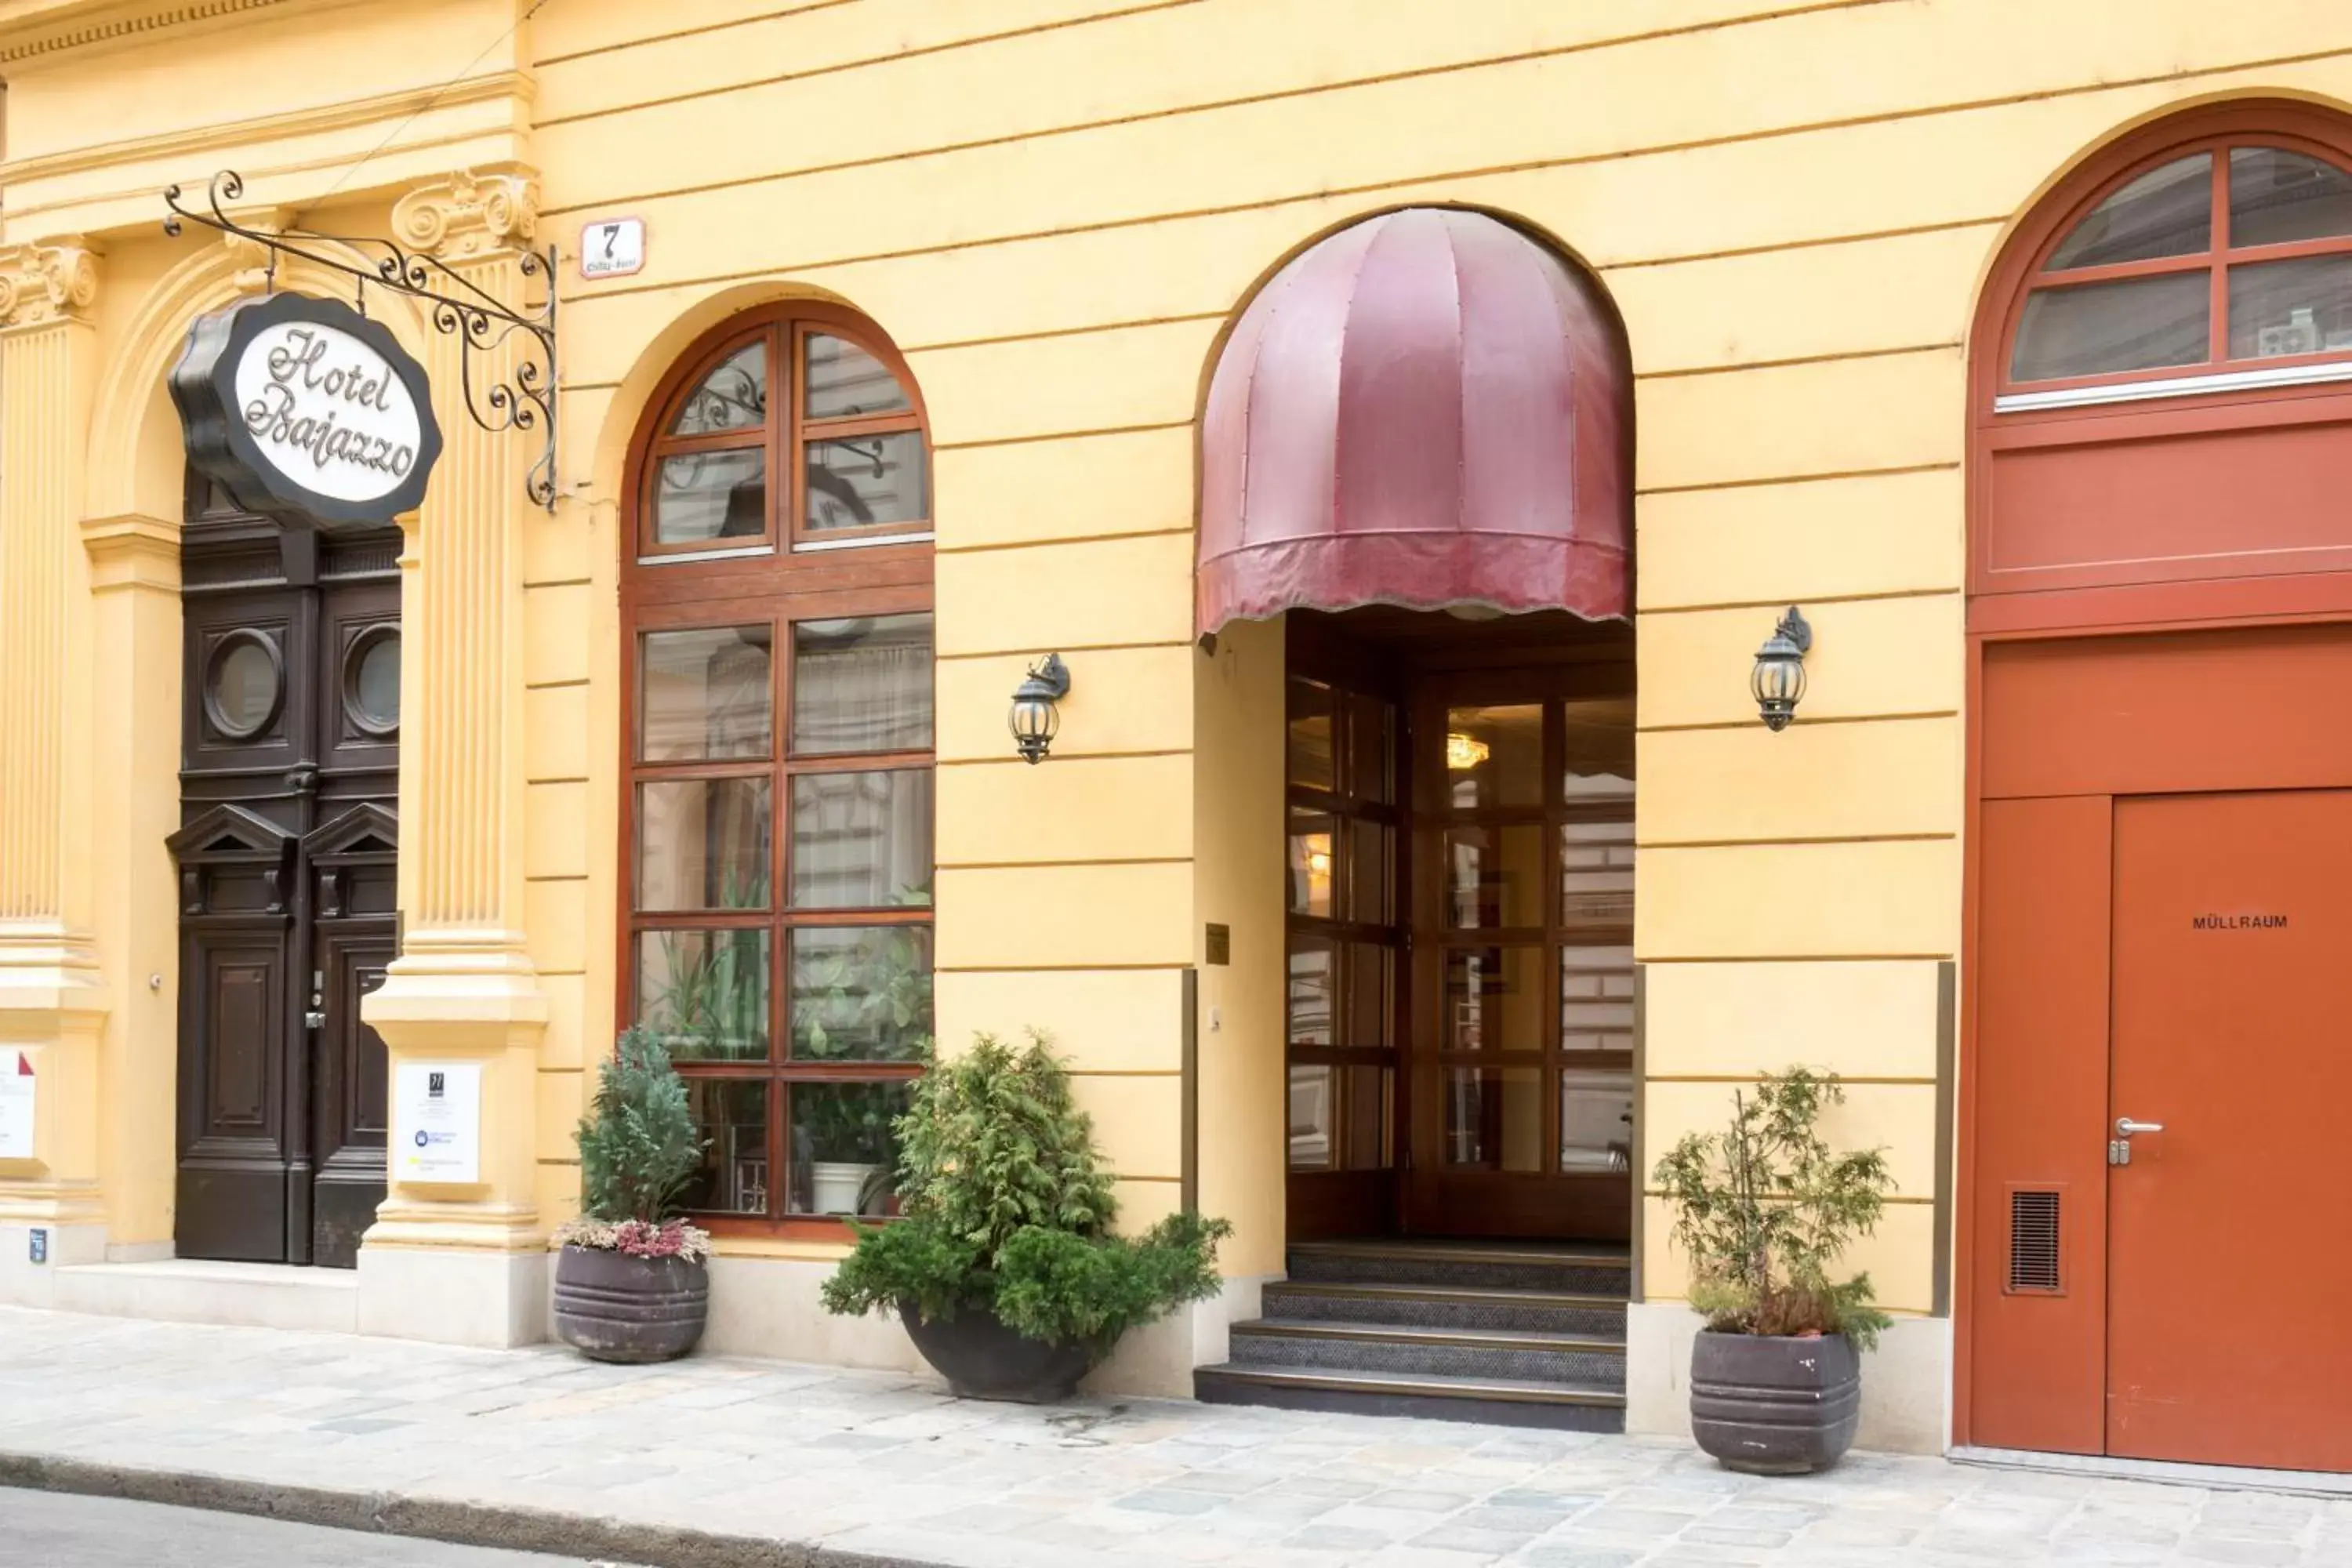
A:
2106,790,2352,1471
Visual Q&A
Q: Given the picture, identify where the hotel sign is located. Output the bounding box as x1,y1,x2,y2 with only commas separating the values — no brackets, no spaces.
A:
171,291,443,530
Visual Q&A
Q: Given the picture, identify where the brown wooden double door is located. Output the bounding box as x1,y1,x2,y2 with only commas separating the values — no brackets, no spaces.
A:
1286,611,1635,1243
170,484,401,1268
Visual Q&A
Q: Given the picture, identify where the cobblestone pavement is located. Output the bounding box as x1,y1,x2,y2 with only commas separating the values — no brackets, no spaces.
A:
1,1305,2346,1567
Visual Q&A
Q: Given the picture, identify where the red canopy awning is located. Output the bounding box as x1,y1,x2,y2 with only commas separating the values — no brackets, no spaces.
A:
1198,207,1631,634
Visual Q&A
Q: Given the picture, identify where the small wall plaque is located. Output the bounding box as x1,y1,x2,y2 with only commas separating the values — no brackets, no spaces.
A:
394,1061,483,1184
1205,924,1231,965
579,216,646,280
0,1051,34,1160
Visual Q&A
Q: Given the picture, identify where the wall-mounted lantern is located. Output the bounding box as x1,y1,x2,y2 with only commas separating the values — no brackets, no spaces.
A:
1010,653,1072,764
1751,607,1812,732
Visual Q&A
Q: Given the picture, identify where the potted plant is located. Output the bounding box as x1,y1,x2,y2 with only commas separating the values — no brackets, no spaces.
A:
641,927,764,1062
1652,1066,1894,1474
551,1026,713,1363
793,918,931,1216
821,1029,1232,1402
796,1080,902,1216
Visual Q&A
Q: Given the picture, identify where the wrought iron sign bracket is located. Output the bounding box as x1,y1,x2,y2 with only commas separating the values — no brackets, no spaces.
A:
165,170,560,512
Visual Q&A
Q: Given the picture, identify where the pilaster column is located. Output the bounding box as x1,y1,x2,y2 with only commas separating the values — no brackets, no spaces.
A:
360,172,550,1341
81,514,186,1256
0,241,109,1261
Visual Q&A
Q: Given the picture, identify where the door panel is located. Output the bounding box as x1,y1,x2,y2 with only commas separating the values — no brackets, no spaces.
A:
1283,664,1406,1242
2107,791,2352,1471
311,926,393,1269
175,929,293,1263
207,956,276,1125
1984,626,2352,801
1404,678,1634,1241
1968,795,2111,1456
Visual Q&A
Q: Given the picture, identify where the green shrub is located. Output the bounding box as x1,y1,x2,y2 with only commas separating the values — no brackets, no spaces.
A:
1651,1066,1895,1351
820,1029,1232,1348
575,1025,706,1225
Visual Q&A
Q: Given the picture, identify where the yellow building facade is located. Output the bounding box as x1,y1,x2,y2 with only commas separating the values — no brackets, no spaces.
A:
5,0,2352,1464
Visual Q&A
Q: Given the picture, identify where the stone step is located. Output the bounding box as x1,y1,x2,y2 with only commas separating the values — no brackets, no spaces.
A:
1261,1279,1628,1337
1229,1318,1626,1385
1194,1363,1627,1432
1287,1240,1632,1295
52,1258,358,1335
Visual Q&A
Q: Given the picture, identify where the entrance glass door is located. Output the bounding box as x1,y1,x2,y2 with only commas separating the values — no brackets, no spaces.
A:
1283,673,1404,1240
1405,678,1635,1240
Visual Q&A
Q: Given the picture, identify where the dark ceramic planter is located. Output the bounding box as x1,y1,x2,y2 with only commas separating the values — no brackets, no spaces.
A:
552,1243,709,1363
1690,1329,1860,1475
900,1300,1097,1403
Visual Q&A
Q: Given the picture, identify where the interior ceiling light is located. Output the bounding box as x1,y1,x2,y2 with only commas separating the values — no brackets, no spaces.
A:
1446,732,1491,770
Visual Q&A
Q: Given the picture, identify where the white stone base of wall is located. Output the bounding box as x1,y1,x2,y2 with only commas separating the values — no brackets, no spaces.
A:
1083,1273,1266,1399
0,1221,107,1308
357,1245,546,1348
1624,1300,1952,1456
13,1232,1268,1396
666,1258,1270,1398
690,1254,927,1374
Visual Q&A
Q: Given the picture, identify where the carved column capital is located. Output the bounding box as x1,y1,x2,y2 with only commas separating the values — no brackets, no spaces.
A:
0,239,100,328
392,170,540,263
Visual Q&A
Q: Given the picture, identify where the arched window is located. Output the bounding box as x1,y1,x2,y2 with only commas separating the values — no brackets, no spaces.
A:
622,303,933,1232
2004,131,2352,399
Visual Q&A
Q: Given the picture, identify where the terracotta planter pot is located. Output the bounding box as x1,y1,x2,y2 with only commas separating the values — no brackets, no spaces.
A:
1690,1329,1860,1474
900,1300,1097,1403
552,1243,708,1363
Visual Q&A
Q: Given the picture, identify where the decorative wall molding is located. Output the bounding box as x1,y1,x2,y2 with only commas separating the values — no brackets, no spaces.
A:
0,71,531,188
0,0,289,67
391,169,542,263
219,205,294,294
80,514,182,593
0,241,100,328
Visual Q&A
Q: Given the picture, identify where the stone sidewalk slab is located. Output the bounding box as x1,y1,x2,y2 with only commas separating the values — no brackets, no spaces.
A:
2,1305,2347,1567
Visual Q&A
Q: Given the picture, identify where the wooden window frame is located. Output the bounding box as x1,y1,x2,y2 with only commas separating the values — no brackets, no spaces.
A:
622,303,935,1240
637,304,931,560
2002,122,2352,397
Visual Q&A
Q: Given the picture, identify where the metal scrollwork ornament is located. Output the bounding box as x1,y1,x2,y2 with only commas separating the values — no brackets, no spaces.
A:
164,169,561,512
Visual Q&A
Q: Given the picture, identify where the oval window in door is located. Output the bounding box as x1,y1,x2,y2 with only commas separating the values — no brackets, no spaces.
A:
344,625,401,738
204,629,284,741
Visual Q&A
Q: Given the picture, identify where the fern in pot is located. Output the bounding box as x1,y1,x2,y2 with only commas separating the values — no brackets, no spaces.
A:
552,1026,713,1363
821,1029,1232,1402
1653,1066,1893,1474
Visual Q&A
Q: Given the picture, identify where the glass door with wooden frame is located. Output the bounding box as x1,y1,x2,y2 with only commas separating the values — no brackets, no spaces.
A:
1283,674,1406,1242
1406,677,1635,1240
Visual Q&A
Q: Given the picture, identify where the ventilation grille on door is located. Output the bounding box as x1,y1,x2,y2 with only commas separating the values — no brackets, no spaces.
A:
2008,1189,2062,1294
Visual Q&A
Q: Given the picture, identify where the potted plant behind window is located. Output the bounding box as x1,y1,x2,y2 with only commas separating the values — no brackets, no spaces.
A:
821,1029,1232,1402
794,916,931,1217
552,1026,713,1363
1652,1067,1894,1474
797,1080,902,1216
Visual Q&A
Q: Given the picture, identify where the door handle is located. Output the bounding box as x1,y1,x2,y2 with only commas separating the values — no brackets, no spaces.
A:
2115,1117,2165,1137
304,1010,326,1031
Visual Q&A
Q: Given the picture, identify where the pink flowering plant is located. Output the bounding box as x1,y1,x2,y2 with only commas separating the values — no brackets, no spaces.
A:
554,1025,712,1264
554,1217,712,1265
